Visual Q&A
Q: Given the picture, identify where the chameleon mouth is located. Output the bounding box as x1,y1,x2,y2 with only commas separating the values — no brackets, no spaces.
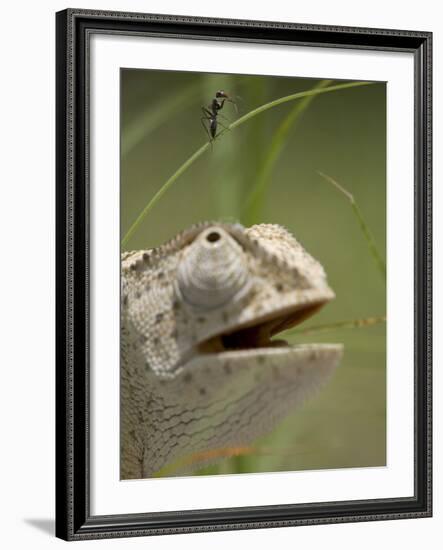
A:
197,300,326,355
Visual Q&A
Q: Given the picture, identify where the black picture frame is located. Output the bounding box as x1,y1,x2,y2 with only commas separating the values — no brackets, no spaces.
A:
55,8,432,541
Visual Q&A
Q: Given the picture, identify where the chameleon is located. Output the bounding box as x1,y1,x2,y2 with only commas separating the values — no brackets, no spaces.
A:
121,222,343,479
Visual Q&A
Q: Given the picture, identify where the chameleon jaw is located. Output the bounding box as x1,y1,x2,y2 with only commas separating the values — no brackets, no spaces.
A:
196,298,329,356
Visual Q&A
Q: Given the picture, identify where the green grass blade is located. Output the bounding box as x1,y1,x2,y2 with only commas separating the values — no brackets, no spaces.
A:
239,77,269,229
121,142,210,248
204,74,242,220
229,81,371,131
242,79,333,226
285,315,386,337
317,171,386,282
122,81,373,248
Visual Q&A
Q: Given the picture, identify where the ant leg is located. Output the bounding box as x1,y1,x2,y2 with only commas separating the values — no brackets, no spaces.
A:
218,113,232,124
229,100,239,114
200,117,212,140
219,97,238,115
200,117,214,149
213,121,231,141
216,120,231,132
201,108,216,147
229,95,243,113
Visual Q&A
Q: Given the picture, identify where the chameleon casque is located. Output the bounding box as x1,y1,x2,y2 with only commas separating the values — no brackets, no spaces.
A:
121,222,343,479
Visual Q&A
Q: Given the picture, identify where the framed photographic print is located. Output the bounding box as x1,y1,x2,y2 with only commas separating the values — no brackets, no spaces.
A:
55,8,432,540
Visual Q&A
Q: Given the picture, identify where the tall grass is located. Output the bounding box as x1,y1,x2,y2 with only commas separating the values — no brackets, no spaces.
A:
317,171,386,281
120,75,386,477
121,80,373,249
203,75,243,220
242,79,333,226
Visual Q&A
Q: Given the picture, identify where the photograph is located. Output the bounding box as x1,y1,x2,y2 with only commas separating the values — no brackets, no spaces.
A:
120,69,387,480
55,8,432,540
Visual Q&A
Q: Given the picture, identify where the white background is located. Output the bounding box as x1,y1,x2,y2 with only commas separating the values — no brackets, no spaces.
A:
0,0,440,548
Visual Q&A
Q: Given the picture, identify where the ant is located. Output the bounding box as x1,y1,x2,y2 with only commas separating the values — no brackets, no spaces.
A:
201,90,237,144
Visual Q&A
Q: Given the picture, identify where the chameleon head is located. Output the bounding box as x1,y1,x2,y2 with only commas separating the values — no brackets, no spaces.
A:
171,223,339,369
121,222,342,477
121,222,341,375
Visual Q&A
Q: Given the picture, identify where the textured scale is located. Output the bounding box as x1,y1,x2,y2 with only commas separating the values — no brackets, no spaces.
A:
121,222,342,479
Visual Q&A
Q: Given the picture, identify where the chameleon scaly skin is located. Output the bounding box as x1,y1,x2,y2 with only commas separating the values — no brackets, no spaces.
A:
121,222,342,479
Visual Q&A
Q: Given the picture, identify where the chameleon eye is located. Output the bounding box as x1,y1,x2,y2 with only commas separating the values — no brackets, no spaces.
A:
176,227,249,310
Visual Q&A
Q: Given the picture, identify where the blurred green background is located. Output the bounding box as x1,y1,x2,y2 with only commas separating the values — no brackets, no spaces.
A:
121,69,386,476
